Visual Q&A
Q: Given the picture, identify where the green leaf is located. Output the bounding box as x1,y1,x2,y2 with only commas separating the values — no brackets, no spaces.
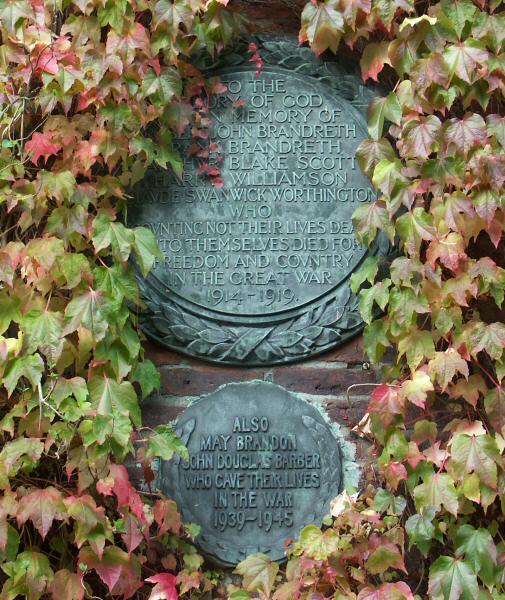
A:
405,508,436,556
22,309,64,365
398,330,435,371
414,472,459,517
1,551,53,600
359,279,391,324
88,375,140,429
454,524,497,586
3,354,44,397
234,553,279,596
428,556,478,600
132,359,160,399
365,543,406,575
92,214,134,262
147,425,188,461
367,93,402,140
363,318,390,364
97,0,128,32
0,294,20,335
443,40,488,84
63,289,108,342
428,349,469,391
467,321,505,360
132,226,162,277
350,256,379,294
449,433,500,488
441,0,476,38
396,207,436,256
356,138,397,178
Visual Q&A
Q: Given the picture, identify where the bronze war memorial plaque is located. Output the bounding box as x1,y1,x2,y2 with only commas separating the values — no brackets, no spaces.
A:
160,381,343,566
129,39,391,365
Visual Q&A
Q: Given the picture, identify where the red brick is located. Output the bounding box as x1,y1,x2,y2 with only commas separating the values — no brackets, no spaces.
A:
319,336,366,365
326,398,369,428
159,365,265,396
272,366,375,395
141,402,185,429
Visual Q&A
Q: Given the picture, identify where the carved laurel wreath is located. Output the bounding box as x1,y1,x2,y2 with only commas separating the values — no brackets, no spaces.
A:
135,37,393,365
161,399,343,566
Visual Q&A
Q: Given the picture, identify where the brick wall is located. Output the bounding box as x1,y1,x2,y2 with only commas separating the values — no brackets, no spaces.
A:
142,336,376,469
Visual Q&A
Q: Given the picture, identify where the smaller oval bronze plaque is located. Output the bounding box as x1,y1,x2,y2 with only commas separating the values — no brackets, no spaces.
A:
160,381,343,566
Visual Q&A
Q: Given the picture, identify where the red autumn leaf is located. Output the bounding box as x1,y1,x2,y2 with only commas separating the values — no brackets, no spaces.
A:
426,232,467,272
154,499,181,536
369,384,405,422
121,512,144,554
145,573,178,600
358,581,414,600
16,486,66,540
108,464,145,522
25,132,62,165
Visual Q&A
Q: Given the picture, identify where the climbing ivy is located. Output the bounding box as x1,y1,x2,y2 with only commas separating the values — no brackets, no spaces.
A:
232,0,505,598
0,1,243,598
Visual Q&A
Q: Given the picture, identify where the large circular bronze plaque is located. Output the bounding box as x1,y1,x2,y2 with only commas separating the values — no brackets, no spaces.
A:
160,381,343,566
129,39,390,364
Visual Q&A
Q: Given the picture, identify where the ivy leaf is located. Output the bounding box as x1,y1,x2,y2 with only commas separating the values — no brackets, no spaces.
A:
365,539,406,574
357,582,414,600
405,508,436,556
356,138,397,178
132,227,162,277
92,214,134,262
428,556,478,600
299,0,344,56
3,354,44,397
414,472,459,516
367,93,402,140
145,572,178,600
88,375,140,428
1,551,53,600
147,425,188,461
0,0,33,33
369,384,404,424
398,330,435,371
445,114,487,155
0,294,21,335
62,289,108,342
426,232,466,272
454,524,497,586
360,41,391,81
359,279,390,323
353,201,394,246
25,132,62,165
402,116,441,159
49,569,84,600
428,349,469,391
152,0,194,31
440,0,476,38
131,359,160,399
234,553,279,596
448,373,487,408
396,207,436,256
402,369,434,408
449,433,499,488
350,256,379,294
16,486,66,540
466,320,505,360
443,40,488,84
22,309,64,365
